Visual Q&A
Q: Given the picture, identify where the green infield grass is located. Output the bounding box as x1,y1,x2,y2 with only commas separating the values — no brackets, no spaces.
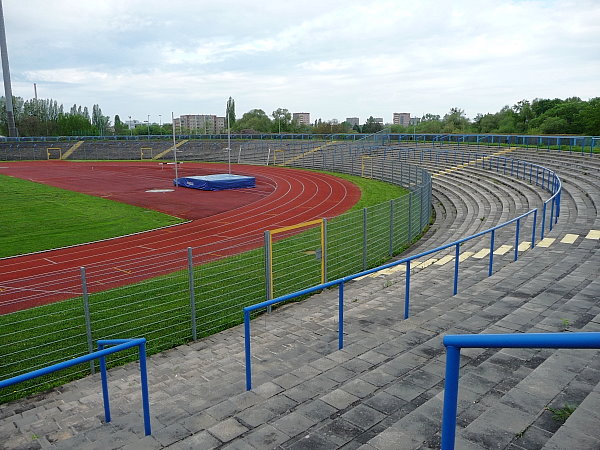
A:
0,175,184,258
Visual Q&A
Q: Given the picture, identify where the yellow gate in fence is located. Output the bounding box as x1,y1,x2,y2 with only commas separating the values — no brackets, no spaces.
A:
46,147,62,160
267,218,325,299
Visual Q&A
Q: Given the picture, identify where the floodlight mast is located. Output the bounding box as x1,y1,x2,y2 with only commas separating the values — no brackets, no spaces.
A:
172,112,179,182
0,0,17,137
227,110,231,174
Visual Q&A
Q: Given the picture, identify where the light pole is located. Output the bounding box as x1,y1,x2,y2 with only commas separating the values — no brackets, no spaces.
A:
146,114,150,138
128,115,132,136
172,112,179,181
159,114,162,135
227,110,231,174
0,0,17,137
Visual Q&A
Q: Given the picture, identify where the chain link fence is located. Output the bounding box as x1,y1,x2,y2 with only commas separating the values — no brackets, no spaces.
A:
1,139,430,403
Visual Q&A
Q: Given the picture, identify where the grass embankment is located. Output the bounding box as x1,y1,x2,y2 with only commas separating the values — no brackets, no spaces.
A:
0,175,184,258
0,171,413,403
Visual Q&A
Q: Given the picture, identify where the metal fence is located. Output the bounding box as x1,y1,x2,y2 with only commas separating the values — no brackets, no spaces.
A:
0,140,564,403
241,154,562,389
0,142,431,403
0,133,598,162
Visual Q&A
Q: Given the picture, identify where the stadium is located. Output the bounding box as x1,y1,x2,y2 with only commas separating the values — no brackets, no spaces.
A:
0,133,599,449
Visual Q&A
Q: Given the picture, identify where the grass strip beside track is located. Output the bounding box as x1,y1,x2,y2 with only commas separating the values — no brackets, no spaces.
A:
0,173,411,403
0,175,184,258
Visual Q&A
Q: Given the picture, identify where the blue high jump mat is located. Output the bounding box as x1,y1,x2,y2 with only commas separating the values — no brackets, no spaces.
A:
173,173,256,191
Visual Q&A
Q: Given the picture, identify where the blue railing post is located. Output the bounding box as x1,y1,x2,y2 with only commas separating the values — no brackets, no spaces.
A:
542,169,545,189
514,218,520,261
453,244,460,295
404,260,411,319
138,340,151,436
98,343,111,424
488,230,495,277
96,339,152,436
541,203,547,240
532,209,537,248
441,345,461,450
550,197,555,232
338,282,344,349
244,310,252,391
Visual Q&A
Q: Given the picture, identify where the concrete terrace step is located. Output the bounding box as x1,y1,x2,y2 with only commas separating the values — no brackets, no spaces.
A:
1,146,598,449
1,230,597,449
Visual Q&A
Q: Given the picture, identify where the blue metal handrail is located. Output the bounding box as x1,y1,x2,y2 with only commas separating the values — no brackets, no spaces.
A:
1,133,597,152
243,207,540,390
0,338,152,436
243,151,562,390
441,332,600,449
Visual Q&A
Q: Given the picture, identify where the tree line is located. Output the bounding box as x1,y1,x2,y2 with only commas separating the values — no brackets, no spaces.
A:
399,98,599,136
202,97,600,136
0,96,113,137
1,96,598,137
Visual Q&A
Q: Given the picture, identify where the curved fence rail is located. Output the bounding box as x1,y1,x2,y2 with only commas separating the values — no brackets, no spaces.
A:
242,204,550,390
243,144,562,388
440,332,600,450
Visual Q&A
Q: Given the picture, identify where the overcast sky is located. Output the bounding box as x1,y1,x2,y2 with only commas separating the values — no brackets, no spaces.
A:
4,0,599,124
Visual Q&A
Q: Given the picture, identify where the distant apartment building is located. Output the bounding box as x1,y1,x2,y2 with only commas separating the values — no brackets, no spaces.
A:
409,117,421,126
174,114,224,134
393,112,411,127
216,117,226,132
374,118,384,125
293,112,311,125
126,119,142,130
346,117,359,127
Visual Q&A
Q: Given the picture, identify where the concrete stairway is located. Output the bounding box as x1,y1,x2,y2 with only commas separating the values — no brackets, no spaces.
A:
0,146,598,449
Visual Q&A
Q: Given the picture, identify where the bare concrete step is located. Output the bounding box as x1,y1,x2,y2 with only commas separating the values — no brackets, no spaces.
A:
1,145,598,449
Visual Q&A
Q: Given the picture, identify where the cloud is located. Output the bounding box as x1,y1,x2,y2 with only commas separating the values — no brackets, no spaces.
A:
5,0,600,122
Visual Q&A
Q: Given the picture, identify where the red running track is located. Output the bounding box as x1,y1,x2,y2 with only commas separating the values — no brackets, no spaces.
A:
0,161,361,314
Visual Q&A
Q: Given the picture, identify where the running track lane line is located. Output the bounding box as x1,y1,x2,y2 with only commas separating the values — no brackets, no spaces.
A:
0,163,360,313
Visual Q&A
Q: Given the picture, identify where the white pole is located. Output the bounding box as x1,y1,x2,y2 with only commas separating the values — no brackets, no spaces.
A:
172,112,179,182
227,111,231,174
0,0,17,137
